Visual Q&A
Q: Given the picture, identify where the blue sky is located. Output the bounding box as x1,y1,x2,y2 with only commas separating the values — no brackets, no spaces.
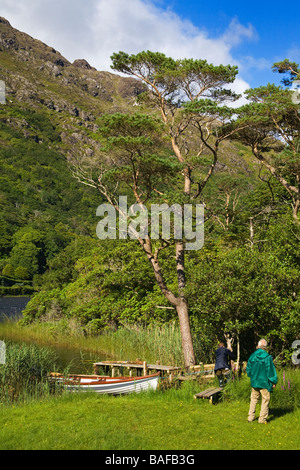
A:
164,0,299,87
0,0,299,96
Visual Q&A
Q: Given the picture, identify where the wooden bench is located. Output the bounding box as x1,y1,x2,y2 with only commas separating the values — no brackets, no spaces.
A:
194,387,223,404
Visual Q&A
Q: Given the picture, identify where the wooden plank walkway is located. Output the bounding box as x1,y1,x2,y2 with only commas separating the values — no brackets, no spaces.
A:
93,360,246,384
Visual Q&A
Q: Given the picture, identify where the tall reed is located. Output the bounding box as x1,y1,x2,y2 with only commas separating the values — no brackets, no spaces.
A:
99,323,184,366
0,319,214,367
0,320,186,366
0,341,62,405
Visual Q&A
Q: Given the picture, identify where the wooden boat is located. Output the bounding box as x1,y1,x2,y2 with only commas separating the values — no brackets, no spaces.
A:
49,372,160,395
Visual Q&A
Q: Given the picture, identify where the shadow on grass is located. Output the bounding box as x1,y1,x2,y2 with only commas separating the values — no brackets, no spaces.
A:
269,406,295,421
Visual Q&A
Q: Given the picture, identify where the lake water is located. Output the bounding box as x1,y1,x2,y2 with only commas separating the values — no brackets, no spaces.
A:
0,296,31,321
0,296,108,373
46,345,107,374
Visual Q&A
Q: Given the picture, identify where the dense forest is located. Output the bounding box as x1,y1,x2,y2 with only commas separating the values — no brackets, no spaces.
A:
0,18,299,365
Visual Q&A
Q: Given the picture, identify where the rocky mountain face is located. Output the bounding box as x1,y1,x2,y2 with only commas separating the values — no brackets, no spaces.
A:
0,16,146,158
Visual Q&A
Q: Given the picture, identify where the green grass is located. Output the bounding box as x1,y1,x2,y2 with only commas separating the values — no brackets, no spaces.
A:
0,382,299,450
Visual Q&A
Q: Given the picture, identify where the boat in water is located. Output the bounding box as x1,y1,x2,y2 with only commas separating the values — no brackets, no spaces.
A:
49,372,160,395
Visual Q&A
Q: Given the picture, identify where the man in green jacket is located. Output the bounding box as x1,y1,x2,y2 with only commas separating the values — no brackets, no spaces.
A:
246,339,278,424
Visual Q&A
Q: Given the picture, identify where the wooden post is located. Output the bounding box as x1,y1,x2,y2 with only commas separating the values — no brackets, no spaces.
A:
143,361,148,377
249,217,254,250
236,335,240,374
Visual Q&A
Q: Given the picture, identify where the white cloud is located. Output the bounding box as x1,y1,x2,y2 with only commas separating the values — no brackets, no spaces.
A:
0,0,95,59
88,1,258,71
221,17,258,47
0,0,258,96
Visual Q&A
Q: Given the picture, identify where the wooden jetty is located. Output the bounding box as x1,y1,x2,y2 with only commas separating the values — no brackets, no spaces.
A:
93,360,246,384
93,360,181,382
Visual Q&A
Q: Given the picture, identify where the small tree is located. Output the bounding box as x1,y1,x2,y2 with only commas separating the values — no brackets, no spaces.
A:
2,264,15,278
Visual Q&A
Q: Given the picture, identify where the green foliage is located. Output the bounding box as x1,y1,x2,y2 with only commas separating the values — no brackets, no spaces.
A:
0,104,101,284
272,59,299,86
187,239,300,360
110,50,239,103
0,285,34,296
95,112,181,203
184,98,234,120
2,264,15,277
225,79,300,224
14,267,31,280
22,238,177,328
21,215,300,363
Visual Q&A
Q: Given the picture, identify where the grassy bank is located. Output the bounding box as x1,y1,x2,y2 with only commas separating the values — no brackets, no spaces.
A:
0,382,299,450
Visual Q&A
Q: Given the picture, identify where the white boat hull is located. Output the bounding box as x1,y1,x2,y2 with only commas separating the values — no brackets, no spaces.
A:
51,373,160,395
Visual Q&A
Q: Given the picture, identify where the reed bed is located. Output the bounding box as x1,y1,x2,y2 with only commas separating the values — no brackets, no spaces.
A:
0,320,186,366
99,323,184,366
0,316,229,368
0,341,63,405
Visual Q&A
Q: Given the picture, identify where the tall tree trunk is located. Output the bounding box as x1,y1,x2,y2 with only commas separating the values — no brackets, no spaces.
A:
184,168,191,195
140,237,195,368
176,298,195,368
170,137,192,196
249,217,254,250
176,241,195,368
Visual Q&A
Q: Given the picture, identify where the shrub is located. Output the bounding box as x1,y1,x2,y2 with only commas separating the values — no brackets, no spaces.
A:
2,264,14,278
14,266,31,280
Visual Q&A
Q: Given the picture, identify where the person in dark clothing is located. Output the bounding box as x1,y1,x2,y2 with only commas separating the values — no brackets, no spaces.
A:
214,342,236,387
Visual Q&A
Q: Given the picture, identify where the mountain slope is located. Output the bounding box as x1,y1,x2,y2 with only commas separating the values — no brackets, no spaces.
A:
0,16,148,265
